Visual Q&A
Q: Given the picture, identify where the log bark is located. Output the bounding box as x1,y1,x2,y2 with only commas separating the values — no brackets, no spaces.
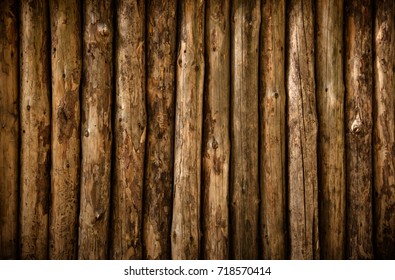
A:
373,0,395,259
110,0,145,260
0,0,18,260
19,0,51,260
316,0,346,259
345,0,374,259
230,0,260,260
49,0,81,259
171,0,205,260
202,0,230,260
143,0,176,260
79,0,113,260
286,0,320,260
260,0,286,260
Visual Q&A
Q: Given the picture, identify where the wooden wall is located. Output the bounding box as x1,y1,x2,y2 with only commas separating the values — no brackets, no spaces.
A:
0,0,394,260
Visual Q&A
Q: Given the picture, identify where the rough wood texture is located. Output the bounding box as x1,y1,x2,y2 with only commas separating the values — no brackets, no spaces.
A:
260,0,286,260
202,0,230,260
79,0,113,260
171,0,205,260
110,0,145,260
230,0,260,260
49,0,81,260
316,0,346,259
19,0,51,260
373,0,395,259
345,0,374,259
143,0,176,260
0,0,18,260
286,0,320,260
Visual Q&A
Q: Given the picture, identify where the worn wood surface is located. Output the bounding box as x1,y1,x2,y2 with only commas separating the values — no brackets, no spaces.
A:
373,0,395,259
286,0,320,260
345,0,374,260
0,0,18,260
79,0,113,260
260,0,286,260
202,0,230,260
19,0,51,260
143,0,177,260
171,0,205,260
230,0,260,260
49,0,81,260
111,0,146,260
316,0,346,259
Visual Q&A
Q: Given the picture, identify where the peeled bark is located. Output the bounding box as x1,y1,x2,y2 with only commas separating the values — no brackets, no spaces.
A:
79,0,113,260
202,0,230,260
260,0,286,260
230,0,260,260
286,0,319,260
373,0,395,259
19,0,51,260
0,0,18,260
316,0,346,259
49,0,81,259
110,0,145,260
143,0,176,260
171,0,205,260
345,0,374,259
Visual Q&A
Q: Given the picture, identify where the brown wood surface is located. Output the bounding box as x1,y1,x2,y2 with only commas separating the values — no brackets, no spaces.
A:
202,0,230,260
316,0,346,259
230,0,260,260
171,0,205,260
260,0,286,260
49,0,82,260
143,0,177,260
79,0,113,260
373,0,395,259
345,0,374,260
19,0,51,260
286,0,320,260
0,0,18,260
110,0,146,260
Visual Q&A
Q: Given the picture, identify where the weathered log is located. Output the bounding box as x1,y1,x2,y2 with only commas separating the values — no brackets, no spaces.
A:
202,0,230,260
345,0,374,259
79,0,113,260
110,0,146,260
143,0,176,260
19,0,51,260
373,0,395,259
0,0,18,260
230,0,260,260
286,0,320,260
49,0,81,260
260,0,286,260
316,0,346,259
171,0,205,260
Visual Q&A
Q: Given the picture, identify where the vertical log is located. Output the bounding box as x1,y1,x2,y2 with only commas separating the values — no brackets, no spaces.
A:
143,0,176,260
345,0,374,259
316,0,346,259
260,0,286,259
49,0,82,259
0,0,18,260
373,0,395,259
171,0,205,260
230,0,260,259
19,0,51,259
79,0,113,260
286,0,319,260
110,0,145,260
202,0,230,260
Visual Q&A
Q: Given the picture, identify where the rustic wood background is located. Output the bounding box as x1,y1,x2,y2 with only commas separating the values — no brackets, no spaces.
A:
1,0,394,260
